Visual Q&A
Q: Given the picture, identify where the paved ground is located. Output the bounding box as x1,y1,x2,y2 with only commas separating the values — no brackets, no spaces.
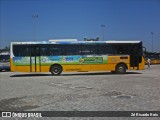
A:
0,65,160,120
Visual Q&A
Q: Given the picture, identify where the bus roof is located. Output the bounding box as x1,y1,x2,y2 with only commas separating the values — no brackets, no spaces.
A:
49,39,78,42
11,40,142,45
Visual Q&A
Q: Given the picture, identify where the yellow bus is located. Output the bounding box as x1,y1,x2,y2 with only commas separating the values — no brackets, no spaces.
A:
10,40,145,75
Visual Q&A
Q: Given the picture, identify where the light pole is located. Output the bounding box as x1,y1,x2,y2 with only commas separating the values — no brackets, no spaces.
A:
101,24,105,41
151,32,154,52
32,14,38,41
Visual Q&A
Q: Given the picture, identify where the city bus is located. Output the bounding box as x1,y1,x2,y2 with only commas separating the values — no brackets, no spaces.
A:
10,40,145,75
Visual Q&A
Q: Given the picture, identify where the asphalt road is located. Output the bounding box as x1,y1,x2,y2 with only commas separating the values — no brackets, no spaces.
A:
0,65,160,120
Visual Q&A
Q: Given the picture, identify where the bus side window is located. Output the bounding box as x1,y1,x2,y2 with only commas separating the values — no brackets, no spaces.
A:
13,45,30,56
41,47,49,56
97,45,104,55
59,45,66,55
90,45,97,55
50,47,57,56
81,45,90,55
98,45,112,55
50,45,66,56
80,45,97,55
66,45,81,55
49,48,54,56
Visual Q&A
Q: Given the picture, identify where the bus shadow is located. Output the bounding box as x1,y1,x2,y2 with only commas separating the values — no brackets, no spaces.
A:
10,74,51,77
10,72,142,77
62,72,142,76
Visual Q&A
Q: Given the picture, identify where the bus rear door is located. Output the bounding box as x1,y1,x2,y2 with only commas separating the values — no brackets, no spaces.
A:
30,46,41,72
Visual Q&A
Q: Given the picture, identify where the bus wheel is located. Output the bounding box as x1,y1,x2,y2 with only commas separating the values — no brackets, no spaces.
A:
115,64,126,74
50,65,62,75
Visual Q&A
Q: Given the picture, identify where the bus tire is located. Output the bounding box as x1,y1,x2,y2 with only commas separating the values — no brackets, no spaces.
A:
115,64,126,74
50,65,62,75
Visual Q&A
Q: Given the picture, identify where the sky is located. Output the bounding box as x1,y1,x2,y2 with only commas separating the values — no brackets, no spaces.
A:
0,0,160,52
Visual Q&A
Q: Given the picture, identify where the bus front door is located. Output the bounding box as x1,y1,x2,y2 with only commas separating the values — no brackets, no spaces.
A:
130,45,141,70
30,46,41,72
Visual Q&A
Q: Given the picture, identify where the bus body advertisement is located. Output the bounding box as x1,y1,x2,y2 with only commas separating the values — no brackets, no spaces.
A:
12,55,107,65
10,40,145,75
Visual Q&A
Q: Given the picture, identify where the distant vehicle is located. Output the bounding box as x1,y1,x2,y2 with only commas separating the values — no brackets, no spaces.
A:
10,39,145,75
145,52,160,64
0,52,10,71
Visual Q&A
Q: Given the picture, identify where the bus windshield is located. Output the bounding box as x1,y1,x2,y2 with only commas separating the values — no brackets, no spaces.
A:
0,55,10,62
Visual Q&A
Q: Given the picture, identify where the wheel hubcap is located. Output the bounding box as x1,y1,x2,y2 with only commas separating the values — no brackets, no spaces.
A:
119,67,124,72
54,68,59,73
